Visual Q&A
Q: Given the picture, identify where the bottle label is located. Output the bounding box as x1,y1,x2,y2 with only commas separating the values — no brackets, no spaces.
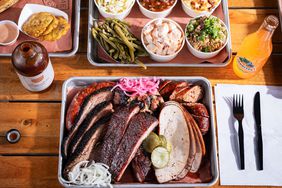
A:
236,56,256,73
16,60,54,92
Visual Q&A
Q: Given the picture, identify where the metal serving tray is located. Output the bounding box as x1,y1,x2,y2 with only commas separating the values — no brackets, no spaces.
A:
58,76,219,188
87,0,232,67
0,0,80,57
278,0,282,32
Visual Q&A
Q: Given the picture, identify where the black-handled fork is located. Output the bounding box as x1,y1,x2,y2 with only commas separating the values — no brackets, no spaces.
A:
233,94,245,170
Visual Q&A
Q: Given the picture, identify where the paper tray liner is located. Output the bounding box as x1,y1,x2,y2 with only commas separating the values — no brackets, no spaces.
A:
96,2,228,65
0,0,73,53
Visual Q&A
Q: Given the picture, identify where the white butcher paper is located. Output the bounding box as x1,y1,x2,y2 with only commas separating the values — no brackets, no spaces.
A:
215,84,282,186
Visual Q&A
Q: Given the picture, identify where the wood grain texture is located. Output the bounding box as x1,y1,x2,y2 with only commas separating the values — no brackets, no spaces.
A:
1,54,282,101
1,1,282,187
0,156,61,188
229,9,282,51
228,0,277,8
0,103,60,154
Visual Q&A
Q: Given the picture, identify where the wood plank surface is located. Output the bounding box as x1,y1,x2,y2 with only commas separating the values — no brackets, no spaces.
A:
1,0,282,187
1,54,282,101
0,156,61,188
0,156,277,188
0,103,60,154
229,9,282,51
228,0,277,8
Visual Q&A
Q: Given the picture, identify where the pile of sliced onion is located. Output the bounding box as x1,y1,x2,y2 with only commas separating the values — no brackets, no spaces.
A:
67,160,112,188
112,77,160,97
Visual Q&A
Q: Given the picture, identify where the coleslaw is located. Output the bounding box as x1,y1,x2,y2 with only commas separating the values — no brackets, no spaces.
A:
96,0,134,14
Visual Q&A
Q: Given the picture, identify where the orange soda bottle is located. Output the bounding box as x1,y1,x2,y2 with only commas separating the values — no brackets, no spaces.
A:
233,15,279,79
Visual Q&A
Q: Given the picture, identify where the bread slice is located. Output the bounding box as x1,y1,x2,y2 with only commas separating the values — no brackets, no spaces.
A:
0,0,19,13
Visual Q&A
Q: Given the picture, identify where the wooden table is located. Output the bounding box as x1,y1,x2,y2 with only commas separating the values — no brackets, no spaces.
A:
1,0,282,187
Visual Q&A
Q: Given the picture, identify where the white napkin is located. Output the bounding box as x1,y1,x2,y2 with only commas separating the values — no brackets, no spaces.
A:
214,84,282,186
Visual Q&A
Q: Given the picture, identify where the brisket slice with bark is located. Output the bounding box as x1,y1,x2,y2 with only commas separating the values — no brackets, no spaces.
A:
62,87,113,158
131,147,152,183
110,113,158,182
68,102,114,155
94,105,140,165
63,115,112,179
65,82,115,131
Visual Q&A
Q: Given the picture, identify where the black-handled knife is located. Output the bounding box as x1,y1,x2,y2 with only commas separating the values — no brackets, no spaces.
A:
254,92,263,170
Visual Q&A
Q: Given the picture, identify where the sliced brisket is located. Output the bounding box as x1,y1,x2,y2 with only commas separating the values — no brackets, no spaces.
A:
63,115,112,179
65,82,115,131
95,105,140,165
110,113,158,182
62,87,113,158
68,102,114,155
131,147,152,183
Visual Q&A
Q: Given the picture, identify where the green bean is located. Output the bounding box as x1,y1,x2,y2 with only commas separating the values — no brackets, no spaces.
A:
135,59,147,69
100,33,118,50
112,20,129,35
91,18,148,68
114,25,135,62
113,51,119,59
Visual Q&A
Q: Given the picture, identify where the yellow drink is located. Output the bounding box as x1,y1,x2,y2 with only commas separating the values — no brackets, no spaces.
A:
233,15,279,79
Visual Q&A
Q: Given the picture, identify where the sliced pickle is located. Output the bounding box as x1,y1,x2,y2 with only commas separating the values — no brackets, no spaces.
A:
159,135,167,148
151,147,170,169
143,132,161,153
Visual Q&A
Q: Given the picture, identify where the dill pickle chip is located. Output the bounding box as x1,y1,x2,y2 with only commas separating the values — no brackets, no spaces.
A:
151,147,170,169
143,132,160,153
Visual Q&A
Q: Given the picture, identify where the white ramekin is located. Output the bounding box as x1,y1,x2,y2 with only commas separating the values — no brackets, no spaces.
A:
136,0,178,19
0,20,19,46
181,0,221,18
185,16,229,59
141,18,185,62
94,0,135,20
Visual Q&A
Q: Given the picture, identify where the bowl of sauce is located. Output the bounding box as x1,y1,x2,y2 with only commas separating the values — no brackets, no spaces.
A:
136,0,177,19
0,20,19,46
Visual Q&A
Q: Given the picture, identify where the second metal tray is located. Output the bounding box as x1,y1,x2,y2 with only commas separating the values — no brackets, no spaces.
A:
0,0,80,57
87,0,232,67
58,76,219,188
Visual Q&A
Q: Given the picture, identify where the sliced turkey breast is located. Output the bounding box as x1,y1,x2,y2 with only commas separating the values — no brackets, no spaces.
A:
156,101,190,183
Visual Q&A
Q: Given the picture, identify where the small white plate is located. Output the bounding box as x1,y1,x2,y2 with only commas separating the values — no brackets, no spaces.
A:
18,3,69,38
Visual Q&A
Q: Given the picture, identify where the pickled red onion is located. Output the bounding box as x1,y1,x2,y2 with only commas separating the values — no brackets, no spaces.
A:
112,77,160,97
